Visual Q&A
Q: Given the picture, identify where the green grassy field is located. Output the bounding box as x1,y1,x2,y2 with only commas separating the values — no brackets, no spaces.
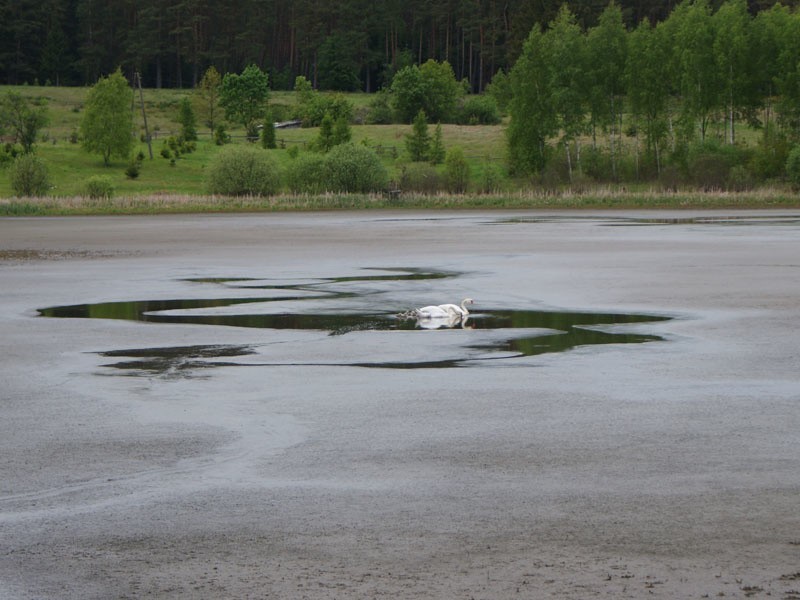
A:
1,84,799,213
0,84,508,199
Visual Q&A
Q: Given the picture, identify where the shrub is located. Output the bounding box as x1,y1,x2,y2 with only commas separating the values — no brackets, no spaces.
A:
323,143,388,193
582,146,612,182
284,153,326,193
10,154,50,196
214,124,230,145
458,95,501,125
367,89,394,124
125,158,141,179
477,163,504,193
445,146,470,193
398,163,444,193
85,175,114,199
786,145,800,190
206,145,281,196
726,164,755,191
749,131,790,182
686,141,747,191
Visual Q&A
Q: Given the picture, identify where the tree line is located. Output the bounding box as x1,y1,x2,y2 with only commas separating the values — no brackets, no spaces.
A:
507,0,800,185
1,0,794,91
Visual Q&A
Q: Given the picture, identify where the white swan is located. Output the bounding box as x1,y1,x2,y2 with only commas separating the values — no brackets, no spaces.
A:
436,298,474,318
399,298,474,320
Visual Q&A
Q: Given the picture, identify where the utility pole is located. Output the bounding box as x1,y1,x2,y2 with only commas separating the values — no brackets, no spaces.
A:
135,72,153,159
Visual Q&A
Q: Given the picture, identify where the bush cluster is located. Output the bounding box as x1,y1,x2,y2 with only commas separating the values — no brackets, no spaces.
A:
85,175,115,199
285,143,387,194
206,145,281,196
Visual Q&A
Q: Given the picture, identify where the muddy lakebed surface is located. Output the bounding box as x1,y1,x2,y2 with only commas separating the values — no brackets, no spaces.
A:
1,210,799,599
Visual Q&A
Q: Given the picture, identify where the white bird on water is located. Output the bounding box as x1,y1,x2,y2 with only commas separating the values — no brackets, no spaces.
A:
399,298,474,320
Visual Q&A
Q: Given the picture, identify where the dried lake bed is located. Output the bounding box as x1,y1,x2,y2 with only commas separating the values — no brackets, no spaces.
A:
1,211,799,599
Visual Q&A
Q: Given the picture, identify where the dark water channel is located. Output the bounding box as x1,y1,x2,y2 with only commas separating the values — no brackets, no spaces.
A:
38,269,671,373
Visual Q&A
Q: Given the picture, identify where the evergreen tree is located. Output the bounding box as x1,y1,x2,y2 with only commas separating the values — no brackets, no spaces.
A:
429,123,446,165
178,97,197,141
405,109,431,161
315,112,335,152
261,110,277,149
80,68,133,166
332,115,352,146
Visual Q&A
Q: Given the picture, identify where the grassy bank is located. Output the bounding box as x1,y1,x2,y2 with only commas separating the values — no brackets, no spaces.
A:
3,188,799,217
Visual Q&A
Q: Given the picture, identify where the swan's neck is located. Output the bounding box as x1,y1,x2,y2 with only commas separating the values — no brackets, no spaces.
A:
460,300,470,315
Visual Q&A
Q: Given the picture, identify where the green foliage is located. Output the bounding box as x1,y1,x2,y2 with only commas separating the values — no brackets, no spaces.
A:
313,113,335,152
214,124,230,145
317,33,361,91
684,140,749,190
750,132,791,181
10,153,50,196
458,95,501,125
323,143,388,193
391,60,461,123
177,97,198,141
485,70,512,113
405,110,430,161
1,92,49,153
429,123,445,165
367,89,393,124
125,156,142,179
507,25,557,174
296,87,354,128
261,111,277,149
477,163,504,193
786,146,800,190
219,65,270,141
284,152,326,193
544,6,588,149
398,163,444,193
80,69,133,165
445,146,470,193
333,115,352,146
207,145,281,196
626,19,670,167
85,175,115,199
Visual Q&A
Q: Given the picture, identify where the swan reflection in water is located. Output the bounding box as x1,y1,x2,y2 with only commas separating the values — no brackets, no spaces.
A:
398,298,475,329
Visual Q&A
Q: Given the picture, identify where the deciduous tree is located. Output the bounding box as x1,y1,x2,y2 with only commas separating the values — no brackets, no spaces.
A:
219,64,270,141
80,68,133,165
0,92,49,154
507,25,557,175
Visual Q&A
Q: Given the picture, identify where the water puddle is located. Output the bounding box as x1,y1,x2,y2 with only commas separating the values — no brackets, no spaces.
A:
38,269,671,374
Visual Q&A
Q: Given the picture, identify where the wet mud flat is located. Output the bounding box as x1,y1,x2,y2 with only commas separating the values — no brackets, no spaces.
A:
1,211,800,599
